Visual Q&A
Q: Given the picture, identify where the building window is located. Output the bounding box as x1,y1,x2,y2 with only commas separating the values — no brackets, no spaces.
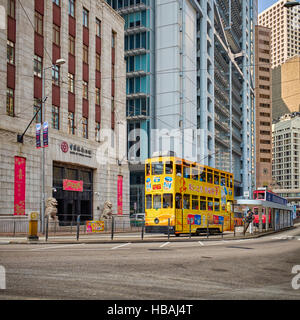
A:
69,35,75,55
95,122,100,142
53,24,60,46
34,55,43,78
68,73,75,93
69,0,75,17
95,87,100,105
112,32,116,48
53,0,60,6
83,81,88,99
7,40,15,65
8,0,15,19
96,53,101,71
68,112,75,135
83,8,89,28
52,65,60,85
34,98,42,123
35,12,43,35
52,106,59,129
6,88,14,117
83,44,89,64
82,117,88,139
96,18,101,37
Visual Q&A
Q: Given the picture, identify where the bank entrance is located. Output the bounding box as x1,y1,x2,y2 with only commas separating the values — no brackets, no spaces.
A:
53,162,93,225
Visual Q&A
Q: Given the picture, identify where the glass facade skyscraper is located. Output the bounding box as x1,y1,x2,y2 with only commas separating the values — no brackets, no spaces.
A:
107,0,257,213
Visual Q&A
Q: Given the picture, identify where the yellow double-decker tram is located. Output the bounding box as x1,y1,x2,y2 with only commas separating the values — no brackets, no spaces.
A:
145,156,234,236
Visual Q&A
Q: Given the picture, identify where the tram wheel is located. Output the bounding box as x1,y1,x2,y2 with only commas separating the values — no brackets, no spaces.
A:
175,233,180,237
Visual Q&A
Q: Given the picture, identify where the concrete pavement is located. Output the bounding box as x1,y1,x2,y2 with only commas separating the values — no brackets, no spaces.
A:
0,225,298,245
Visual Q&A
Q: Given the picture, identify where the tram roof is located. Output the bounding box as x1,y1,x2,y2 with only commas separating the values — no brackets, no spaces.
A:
236,199,292,211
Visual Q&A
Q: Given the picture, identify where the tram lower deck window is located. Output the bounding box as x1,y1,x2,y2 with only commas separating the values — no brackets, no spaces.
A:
153,195,161,209
146,194,152,209
163,194,173,208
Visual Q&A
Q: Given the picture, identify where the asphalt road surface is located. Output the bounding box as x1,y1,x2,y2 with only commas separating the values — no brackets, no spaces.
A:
0,227,300,300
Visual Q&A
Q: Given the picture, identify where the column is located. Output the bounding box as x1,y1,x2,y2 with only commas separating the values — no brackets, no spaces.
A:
258,206,263,233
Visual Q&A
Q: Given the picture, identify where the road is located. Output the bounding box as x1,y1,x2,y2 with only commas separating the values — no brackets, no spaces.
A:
0,226,300,300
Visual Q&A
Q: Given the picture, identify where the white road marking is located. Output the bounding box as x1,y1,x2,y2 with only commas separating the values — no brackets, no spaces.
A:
30,244,85,251
111,243,131,250
160,242,170,248
199,241,205,246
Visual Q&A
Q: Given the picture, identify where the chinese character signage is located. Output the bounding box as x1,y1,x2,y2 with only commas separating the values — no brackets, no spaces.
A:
14,157,26,216
63,179,83,192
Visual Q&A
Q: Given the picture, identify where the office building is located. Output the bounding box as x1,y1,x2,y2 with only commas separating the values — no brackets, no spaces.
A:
107,0,257,212
258,0,300,68
272,112,300,213
255,25,273,188
0,0,129,220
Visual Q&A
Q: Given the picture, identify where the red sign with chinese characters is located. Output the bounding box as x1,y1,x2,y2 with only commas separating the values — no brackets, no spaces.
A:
63,179,83,192
117,175,123,215
14,157,26,216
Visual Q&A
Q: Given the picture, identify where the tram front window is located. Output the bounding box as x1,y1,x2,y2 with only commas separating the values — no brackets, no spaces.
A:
163,194,173,208
152,162,164,175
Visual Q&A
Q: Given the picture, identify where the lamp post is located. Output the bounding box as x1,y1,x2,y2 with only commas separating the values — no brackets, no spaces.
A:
41,58,65,234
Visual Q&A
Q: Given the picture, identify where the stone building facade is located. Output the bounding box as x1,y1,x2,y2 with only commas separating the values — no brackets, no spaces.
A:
0,0,129,221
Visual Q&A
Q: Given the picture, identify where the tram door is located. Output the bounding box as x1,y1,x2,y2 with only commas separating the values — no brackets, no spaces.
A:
175,193,183,232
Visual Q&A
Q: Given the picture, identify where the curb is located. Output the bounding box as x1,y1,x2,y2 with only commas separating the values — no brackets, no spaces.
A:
6,226,296,245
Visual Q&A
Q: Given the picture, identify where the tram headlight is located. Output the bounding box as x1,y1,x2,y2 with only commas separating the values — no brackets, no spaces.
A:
154,218,159,224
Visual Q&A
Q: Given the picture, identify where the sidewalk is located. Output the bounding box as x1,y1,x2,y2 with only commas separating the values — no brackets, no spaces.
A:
0,225,297,245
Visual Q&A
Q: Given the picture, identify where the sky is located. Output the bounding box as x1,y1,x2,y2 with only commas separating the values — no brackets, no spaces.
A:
259,0,279,13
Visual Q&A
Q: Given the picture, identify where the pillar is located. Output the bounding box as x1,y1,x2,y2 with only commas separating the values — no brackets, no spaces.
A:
258,206,263,233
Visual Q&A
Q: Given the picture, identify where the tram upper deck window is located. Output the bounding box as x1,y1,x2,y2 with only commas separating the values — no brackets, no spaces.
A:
257,192,264,199
191,166,198,181
176,163,182,176
146,194,152,209
163,194,173,208
183,165,190,179
165,161,173,175
200,167,206,182
214,172,220,185
221,175,226,186
146,163,151,176
153,195,161,209
152,162,163,175
230,176,233,188
207,170,213,184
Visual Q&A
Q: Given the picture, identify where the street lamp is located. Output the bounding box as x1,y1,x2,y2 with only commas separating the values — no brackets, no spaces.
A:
283,1,300,8
17,58,65,232
41,58,65,234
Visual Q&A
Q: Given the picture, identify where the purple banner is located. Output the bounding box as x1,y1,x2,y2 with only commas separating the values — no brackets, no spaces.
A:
36,123,41,149
43,121,48,148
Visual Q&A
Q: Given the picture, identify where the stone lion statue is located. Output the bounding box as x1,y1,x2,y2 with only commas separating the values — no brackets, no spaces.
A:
45,197,58,220
101,201,113,219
